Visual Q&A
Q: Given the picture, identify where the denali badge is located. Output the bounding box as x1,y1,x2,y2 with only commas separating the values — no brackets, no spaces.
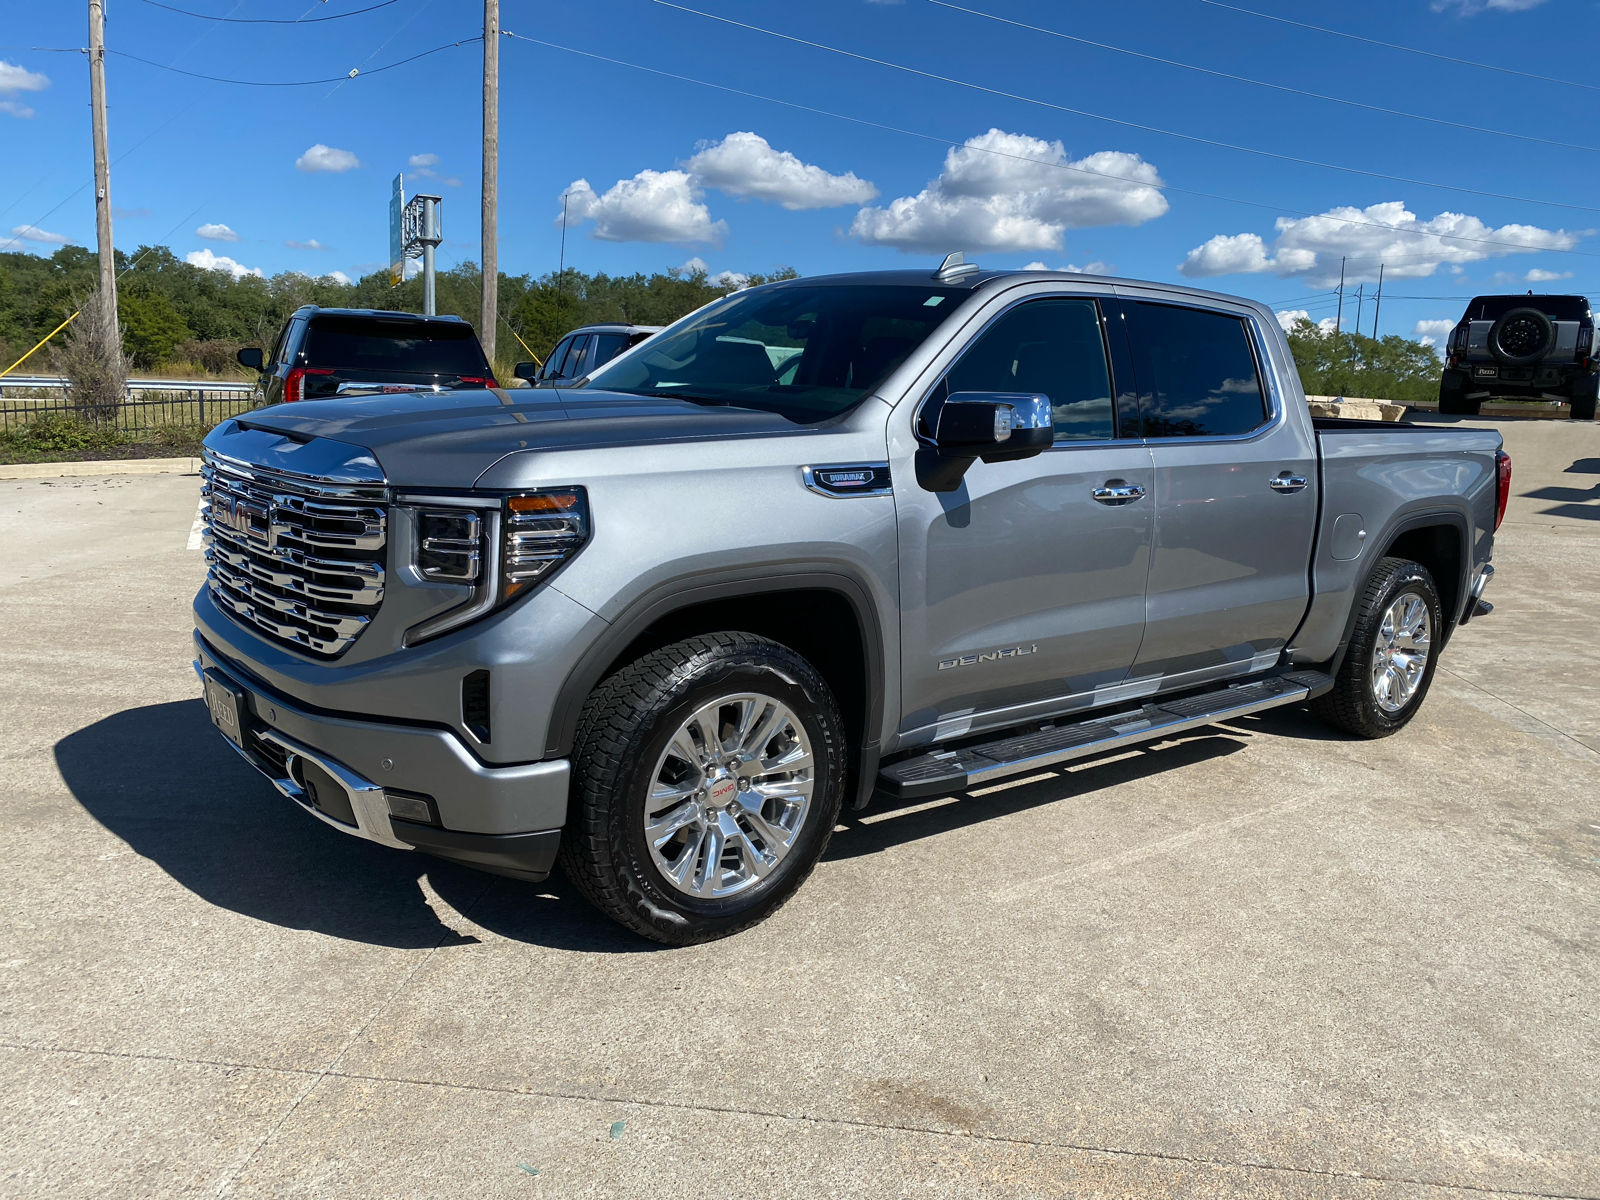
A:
939,644,1037,670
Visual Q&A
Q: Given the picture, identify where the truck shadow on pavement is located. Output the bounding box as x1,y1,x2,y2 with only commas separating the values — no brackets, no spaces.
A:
54,699,661,955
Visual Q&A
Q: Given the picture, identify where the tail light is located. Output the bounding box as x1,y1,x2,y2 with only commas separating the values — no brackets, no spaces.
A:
456,375,499,388
1578,327,1592,356
283,367,333,403
1494,449,1512,532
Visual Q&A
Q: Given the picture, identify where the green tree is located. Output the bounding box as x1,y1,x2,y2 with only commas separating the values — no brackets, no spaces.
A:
118,287,191,368
1283,317,1443,403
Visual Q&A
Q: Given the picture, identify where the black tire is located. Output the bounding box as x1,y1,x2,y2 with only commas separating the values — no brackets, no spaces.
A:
1310,557,1443,740
1437,372,1481,416
1570,373,1598,421
1488,307,1554,367
558,633,846,945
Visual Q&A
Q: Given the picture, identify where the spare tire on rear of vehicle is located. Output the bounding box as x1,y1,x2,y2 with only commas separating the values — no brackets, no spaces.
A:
1488,307,1554,366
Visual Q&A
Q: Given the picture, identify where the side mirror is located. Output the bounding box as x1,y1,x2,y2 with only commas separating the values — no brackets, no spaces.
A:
513,361,539,382
236,346,265,372
916,392,1053,491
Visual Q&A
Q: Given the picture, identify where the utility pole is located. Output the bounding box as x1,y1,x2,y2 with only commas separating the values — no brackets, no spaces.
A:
1354,283,1365,341
480,0,498,362
1371,263,1384,339
1335,256,1345,335
557,192,568,298
88,0,118,349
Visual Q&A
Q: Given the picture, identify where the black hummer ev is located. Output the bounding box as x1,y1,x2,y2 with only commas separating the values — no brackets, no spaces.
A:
1438,294,1597,420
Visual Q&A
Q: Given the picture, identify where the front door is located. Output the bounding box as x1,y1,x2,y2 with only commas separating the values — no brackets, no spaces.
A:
1120,297,1318,690
893,295,1155,747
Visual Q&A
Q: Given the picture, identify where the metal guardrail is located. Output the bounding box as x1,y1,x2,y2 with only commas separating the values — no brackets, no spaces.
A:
0,373,256,395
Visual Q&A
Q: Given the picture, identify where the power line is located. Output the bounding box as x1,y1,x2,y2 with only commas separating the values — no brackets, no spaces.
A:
931,1,1600,155
107,36,478,86
501,31,1599,263
652,0,1600,216
1198,1,1600,95
138,0,401,21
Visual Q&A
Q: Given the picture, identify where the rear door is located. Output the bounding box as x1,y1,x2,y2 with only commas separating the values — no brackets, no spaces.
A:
1119,296,1317,690
894,292,1156,745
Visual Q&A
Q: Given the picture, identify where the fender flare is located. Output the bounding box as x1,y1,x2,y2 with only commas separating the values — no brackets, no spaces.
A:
545,567,887,773
1326,508,1471,678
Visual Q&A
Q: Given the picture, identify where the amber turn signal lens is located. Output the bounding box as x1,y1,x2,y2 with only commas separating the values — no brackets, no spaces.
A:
508,492,579,514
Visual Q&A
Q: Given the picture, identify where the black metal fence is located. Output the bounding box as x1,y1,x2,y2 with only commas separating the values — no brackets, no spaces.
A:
0,388,258,433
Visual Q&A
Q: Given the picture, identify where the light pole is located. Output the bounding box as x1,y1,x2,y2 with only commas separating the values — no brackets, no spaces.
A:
480,0,499,359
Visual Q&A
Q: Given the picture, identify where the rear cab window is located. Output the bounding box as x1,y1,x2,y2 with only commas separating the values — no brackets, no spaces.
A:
302,316,490,378
1129,303,1268,438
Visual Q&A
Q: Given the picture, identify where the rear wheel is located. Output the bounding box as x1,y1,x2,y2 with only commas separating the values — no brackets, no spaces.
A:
1570,373,1598,421
1311,557,1442,739
1438,371,1481,416
559,633,846,945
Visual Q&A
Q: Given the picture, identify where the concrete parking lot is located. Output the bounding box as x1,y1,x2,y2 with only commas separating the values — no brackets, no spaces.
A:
1,417,1596,1199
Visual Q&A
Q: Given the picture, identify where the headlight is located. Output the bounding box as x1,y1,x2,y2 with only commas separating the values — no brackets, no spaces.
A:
402,488,589,645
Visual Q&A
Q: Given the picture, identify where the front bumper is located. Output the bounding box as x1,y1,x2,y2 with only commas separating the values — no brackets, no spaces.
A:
194,634,568,880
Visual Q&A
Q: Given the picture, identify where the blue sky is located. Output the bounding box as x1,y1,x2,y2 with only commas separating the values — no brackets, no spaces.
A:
2,0,1595,349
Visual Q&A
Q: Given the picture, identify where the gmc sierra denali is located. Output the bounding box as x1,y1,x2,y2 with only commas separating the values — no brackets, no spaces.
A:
194,256,1508,944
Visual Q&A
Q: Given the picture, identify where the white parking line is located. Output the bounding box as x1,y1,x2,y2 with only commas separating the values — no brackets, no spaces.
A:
186,499,205,550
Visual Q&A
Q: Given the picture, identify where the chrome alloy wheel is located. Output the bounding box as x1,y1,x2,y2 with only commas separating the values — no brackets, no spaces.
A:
644,693,816,899
1369,590,1431,714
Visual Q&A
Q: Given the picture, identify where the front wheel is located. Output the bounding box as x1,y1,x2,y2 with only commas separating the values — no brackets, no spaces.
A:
559,633,846,944
1310,557,1443,739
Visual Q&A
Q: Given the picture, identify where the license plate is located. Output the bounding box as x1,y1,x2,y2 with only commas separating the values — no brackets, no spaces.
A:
203,668,247,748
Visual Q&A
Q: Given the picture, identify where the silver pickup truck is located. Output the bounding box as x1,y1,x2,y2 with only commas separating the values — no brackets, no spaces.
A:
194,259,1508,943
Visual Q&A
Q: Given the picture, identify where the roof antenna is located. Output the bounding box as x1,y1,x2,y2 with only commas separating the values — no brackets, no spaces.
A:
933,251,980,283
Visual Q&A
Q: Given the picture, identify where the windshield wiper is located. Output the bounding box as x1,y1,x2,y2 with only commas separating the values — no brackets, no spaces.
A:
637,389,731,406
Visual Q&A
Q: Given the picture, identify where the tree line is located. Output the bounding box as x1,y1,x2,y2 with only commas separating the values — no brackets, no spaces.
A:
0,247,1445,402
0,245,794,377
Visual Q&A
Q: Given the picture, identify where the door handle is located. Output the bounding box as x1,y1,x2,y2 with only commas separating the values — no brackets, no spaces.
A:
1092,480,1146,505
1269,473,1309,493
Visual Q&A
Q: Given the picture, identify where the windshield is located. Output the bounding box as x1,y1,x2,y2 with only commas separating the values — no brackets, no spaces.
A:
581,284,968,422
302,316,491,377
1464,295,1591,322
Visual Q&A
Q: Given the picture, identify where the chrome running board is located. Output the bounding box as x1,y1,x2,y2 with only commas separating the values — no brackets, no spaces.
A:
878,672,1332,800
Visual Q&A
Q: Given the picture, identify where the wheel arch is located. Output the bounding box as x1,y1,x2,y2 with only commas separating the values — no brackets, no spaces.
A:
547,570,886,807
1326,510,1469,679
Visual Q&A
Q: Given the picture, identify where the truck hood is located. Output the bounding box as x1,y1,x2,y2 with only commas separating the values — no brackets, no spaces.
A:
216,387,811,488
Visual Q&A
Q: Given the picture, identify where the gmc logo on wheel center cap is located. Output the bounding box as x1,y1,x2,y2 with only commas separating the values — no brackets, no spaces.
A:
709,777,738,804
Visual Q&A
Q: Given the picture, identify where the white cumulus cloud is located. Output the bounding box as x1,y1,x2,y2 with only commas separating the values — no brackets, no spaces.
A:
1276,308,1338,333
186,248,263,278
1526,268,1574,283
1180,201,1579,287
4,223,73,247
296,144,360,173
196,222,239,242
0,60,49,113
1433,0,1544,12
408,153,440,168
562,171,727,246
286,238,330,251
1414,318,1458,357
325,270,353,285
849,129,1167,255
684,132,878,210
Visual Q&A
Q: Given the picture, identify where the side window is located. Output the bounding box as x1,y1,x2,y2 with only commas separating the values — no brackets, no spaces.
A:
592,333,627,367
269,319,299,369
943,298,1114,442
1132,303,1267,438
542,337,574,380
563,335,593,380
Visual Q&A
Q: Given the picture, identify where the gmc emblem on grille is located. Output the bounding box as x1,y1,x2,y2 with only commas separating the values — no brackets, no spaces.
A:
215,494,275,547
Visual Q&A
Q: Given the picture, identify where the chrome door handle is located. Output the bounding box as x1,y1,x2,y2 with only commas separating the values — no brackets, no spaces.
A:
1092,481,1146,505
1269,474,1308,493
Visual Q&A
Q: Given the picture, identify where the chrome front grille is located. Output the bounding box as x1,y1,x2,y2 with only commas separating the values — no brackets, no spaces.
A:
202,450,388,657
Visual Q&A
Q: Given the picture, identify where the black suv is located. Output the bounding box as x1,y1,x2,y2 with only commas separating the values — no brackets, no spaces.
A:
236,307,497,405
513,323,661,387
1438,294,1596,419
